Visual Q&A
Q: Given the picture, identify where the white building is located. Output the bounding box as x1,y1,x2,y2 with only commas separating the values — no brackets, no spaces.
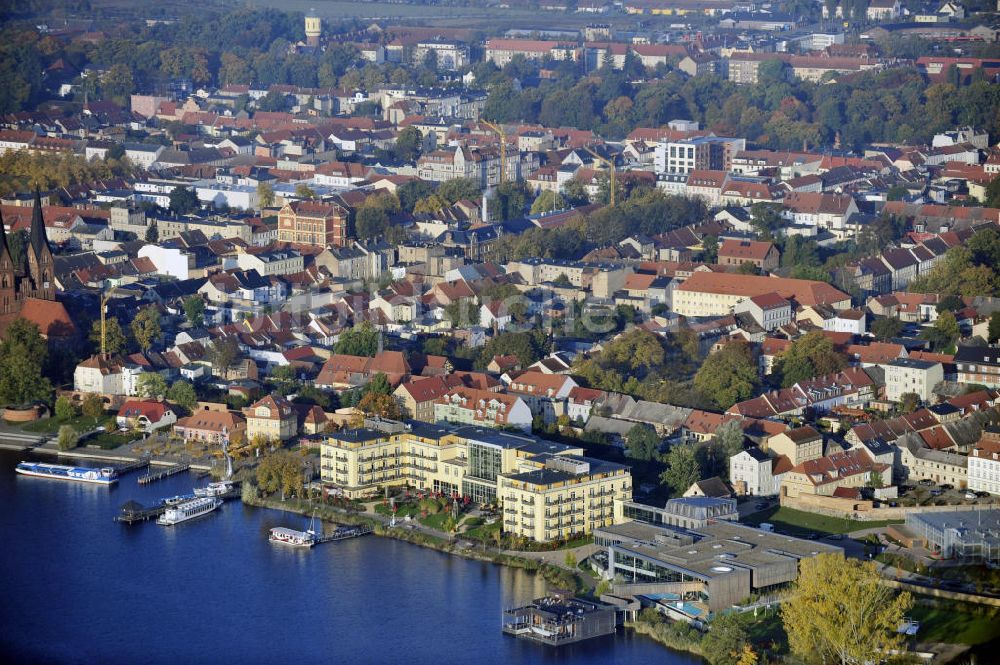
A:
138,244,194,280
730,447,778,496
884,358,944,403
968,433,1000,496
73,355,143,397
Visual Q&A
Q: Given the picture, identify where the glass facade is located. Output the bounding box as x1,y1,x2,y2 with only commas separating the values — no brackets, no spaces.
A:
462,477,496,504
467,442,502,482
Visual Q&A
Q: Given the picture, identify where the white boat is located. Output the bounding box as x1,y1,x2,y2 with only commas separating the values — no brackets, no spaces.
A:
193,480,234,498
157,497,222,525
269,527,316,547
16,461,117,485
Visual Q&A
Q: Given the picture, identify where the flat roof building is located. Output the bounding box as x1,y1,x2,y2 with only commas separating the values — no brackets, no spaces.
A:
904,509,1000,563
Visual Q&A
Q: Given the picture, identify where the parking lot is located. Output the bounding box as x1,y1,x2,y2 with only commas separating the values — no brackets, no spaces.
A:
891,481,996,509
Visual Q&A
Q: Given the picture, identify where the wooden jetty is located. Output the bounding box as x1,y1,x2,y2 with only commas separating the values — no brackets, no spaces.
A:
138,463,189,485
315,524,373,544
112,457,150,476
114,500,166,524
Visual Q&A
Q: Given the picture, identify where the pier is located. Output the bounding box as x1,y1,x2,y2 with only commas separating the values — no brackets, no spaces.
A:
114,500,166,524
138,463,190,485
315,524,373,544
112,457,150,476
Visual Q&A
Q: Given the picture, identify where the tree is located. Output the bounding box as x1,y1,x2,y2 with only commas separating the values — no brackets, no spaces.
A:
735,644,758,665
709,419,745,475
54,395,76,420
256,450,305,501
871,317,904,342
530,190,566,215
775,331,848,388
89,316,127,355
80,393,104,422
257,181,275,208
661,444,701,496
702,611,752,665
144,223,159,243
868,468,884,490
781,553,912,665
208,337,240,375
899,392,921,414
137,373,167,400
395,126,422,162
625,423,660,461
365,372,392,396
357,391,402,419
294,183,316,200
130,306,161,352
335,322,379,357
488,181,530,222
694,342,759,410
702,235,719,263
989,311,1000,344
167,380,198,412
57,425,79,451
0,318,51,406
168,186,199,215
437,178,481,204
921,310,960,352
183,296,205,328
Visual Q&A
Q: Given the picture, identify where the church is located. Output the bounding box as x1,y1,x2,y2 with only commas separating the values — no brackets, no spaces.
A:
0,190,76,341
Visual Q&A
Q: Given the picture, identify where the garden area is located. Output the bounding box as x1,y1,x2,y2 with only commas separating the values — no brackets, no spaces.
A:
908,598,1000,645
742,506,901,536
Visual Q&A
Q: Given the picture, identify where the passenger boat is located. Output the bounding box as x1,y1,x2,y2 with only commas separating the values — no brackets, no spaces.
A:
268,527,316,547
156,496,222,525
193,480,234,498
15,461,117,485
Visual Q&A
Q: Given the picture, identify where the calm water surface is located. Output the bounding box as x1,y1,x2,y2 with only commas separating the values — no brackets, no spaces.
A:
0,451,699,665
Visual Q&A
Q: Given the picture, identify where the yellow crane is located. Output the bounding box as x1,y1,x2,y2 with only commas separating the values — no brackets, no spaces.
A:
480,120,508,185
583,145,617,207
99,289,116,356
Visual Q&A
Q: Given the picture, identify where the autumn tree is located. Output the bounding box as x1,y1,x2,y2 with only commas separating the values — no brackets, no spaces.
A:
57,425,79,451
693,341,759,410
130,306,162,352
257,181,275,208
54,395,76,420
0,318,51,406
256,450,305,500
137,373,168,400
530,190,566,215
80,393,104,422
208,337,240,375
660,444,701,496
701,611,752,665
357,391,402,420
782,554,912,665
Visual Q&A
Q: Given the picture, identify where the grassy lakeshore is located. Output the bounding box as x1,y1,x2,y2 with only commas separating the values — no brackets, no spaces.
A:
241,492,581,591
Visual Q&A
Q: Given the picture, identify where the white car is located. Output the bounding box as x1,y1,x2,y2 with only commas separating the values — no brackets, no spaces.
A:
965,492,977,500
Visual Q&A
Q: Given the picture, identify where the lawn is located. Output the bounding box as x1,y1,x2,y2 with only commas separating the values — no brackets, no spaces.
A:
419,512,455,531
909,599,1000,645
464,519,501,543
22,415,111,434
742,506,901,536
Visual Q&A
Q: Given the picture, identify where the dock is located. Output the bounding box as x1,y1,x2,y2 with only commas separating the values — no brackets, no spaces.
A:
138,463,189,485
315,524,373,544
112,457,150,476
114,500,166,524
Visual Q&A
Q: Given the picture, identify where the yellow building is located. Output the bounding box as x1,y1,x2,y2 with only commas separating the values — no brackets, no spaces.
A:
244,394,297,442
500,455,632,542
320,419,633,541
765,426,823,466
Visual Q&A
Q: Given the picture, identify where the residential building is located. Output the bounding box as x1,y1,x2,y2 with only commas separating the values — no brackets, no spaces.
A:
244,394,297,442
503,371,578,425
116,400,177,432
717,239,779,272
173,407,246,445
969,428,1000,496
729,447,777,496
673,272,851,317
766,426,823,466
73,355,143,397
434,387,533,432
781,448,889,498
896,431,968,487
955,346,1000,388
277,199,350,247
884,358,944,403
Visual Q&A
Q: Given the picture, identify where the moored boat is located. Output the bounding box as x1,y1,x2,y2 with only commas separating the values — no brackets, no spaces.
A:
15,461,117,485
268,527,316,547
193,480,234,498
156,496,222,525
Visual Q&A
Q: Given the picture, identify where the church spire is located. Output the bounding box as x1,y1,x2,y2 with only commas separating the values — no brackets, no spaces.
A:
30,188,50,259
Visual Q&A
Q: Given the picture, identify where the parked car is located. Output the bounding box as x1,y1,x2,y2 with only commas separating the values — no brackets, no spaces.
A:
940,484,954,490
965,492,977,500
976,491,991,498
918,479,934,486
930,489,943,496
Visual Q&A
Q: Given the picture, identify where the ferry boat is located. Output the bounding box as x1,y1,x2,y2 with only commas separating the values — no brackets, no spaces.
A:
268,527,316,547
193,480,234,498
156,496,222,526
15,461,117,485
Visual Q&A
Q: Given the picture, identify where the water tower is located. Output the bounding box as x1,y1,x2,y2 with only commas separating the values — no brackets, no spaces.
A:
305,9,321,48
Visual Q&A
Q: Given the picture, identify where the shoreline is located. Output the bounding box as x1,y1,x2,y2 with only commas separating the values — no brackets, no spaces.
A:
0,439,214,472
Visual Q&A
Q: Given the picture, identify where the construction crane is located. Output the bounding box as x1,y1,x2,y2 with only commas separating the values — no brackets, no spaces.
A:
99,288,117,356
480,120,508,185
583,145,617,207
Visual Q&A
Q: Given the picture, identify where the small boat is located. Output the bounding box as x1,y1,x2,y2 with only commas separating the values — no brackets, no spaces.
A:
193,480,234,498
157,497,222,526
160,494,196,507
16,461,117,485
269,527,316,547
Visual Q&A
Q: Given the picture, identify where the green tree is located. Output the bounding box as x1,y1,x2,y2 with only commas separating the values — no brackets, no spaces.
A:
167,380,198,412
101,63,134,105
57,424,79,451
693,342,759,410
256,450,305,500
775,331,848,388
625,423,661,462
335,322,380,356
294,183,316,200
989,311,1000,344
365,372,392,396
130,306,161,352
145,223,159,243
661,444,701,496
476,331,544,369
137,373,168,400
782,553,912,665
0,318,51,406
54,395,76,420
530,190,566,215
437,178,481,204
89,316,127,355
80,393,104,422
921,310,960,352
168,186,199,215
871,317,904,342
183,297,205,328
395,126,422,162
208,337,240,375
257,181,275,208
702,611,752,665
702,235,719,263
899,392,921,413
